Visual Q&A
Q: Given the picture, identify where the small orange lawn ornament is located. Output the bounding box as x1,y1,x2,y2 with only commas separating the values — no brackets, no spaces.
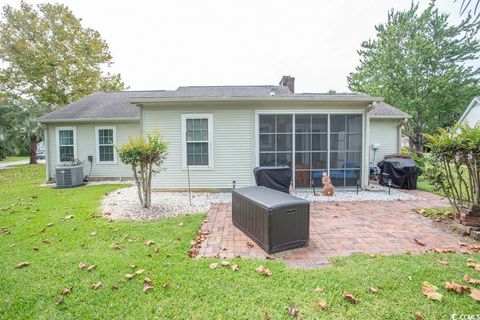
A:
322,172,335,197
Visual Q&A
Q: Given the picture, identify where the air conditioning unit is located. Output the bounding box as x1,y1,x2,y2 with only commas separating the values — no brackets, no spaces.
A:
55,166,84,188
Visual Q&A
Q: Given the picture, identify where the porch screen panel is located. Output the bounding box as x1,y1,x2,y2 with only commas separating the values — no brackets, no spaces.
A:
329,114,362,187
259,115,293,167
294,114,328,188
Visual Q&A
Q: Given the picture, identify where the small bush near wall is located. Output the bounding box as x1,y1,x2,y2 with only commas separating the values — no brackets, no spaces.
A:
117,133,168,208
424,125,480,211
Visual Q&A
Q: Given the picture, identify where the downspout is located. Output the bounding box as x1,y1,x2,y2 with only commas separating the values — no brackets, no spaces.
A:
364,102,375,188
44,125,50,182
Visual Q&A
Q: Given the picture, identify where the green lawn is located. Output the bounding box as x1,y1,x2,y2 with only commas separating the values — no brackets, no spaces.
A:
0,156,29,162
1,166,479,319
417,175,439,194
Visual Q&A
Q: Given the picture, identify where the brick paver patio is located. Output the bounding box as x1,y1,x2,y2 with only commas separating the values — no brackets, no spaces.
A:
196,189,475,268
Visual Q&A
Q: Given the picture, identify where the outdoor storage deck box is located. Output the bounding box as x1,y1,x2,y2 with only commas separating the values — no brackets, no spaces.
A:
232,186,310,254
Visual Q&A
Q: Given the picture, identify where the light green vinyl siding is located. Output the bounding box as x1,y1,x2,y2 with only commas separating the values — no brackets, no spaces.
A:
46,122,140,180
143,106,254,189
368,118,400,164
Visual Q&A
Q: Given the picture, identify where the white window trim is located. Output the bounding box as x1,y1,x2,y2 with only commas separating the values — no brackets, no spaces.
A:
55,126,77,165
181,113,214,170
95,126,117,165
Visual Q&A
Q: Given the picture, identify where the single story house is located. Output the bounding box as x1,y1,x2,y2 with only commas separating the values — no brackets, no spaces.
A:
37,76,410,190
458,96,480,127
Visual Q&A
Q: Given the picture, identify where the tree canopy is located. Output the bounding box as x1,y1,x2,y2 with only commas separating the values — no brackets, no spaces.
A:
348,2,480,152
0,1,124,109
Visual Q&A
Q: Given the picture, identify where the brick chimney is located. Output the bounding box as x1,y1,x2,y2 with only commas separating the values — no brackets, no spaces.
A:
279,75,295,93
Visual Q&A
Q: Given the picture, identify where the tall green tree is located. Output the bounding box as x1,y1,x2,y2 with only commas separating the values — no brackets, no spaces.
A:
11,117,44,165
0,1,124,109
348,2,480,152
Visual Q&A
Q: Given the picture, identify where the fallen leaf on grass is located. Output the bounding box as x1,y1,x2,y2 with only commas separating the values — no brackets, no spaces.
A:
437,259,449,265
263,312,271,320
91,282,102,290
54,287,72,305
421,281,443,301
87,265,96,272
231,264,239,271
162,282,170,289
287,306,299,317
144,277,153,285
255,265,272,277
414,311,425,320
316,300,328,310
111,242,123,250
464,274,480,285
369,287,379,293
129,264,136,269
135,269,145,275
145,240,155,246
178,223,184,226
125,274,134,280
42,239,50,244
90,231,97,236
469,288,480,302
414,238,425,246
314,287,323,293
112,285,119,290
467,262,480,271
60,215,74,222
342,291,358,304
444,281,469,294
220,260,230,267
77,262,86,269
209,263,218,269
143,284,154,293
15,261,29,269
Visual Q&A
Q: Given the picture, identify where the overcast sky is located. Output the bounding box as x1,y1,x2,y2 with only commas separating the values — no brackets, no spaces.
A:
0,0,474,92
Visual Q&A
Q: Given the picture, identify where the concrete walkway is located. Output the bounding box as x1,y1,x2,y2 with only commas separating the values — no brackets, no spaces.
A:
0,159,44,169
196,189,476,268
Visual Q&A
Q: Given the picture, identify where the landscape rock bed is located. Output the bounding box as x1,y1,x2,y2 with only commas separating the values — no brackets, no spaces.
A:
293,187,421,202
102,185,420,220
102,186,231,220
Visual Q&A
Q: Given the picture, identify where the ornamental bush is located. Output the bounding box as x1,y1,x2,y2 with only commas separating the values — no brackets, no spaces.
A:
424,125,480,211
118,133,168,208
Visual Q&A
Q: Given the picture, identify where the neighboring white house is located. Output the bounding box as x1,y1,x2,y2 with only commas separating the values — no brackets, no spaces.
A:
37,76,410,190
459,96,480,127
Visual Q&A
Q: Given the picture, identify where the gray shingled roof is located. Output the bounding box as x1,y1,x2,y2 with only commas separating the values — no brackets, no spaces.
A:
36,91,142,122
369,102,410,118
37,86,408,122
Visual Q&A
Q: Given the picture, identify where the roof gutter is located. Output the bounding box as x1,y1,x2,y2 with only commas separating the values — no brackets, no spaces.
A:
369,114,412,119
36,117,140,124
129,96,384,105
